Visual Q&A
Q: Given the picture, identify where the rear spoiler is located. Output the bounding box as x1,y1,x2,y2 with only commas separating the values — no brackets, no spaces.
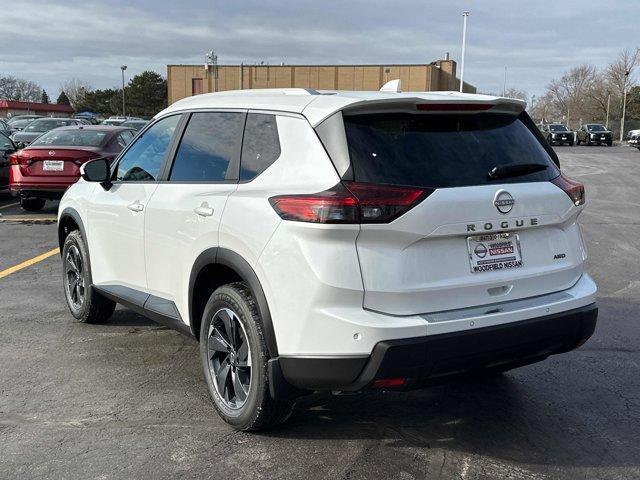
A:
340,98,525,118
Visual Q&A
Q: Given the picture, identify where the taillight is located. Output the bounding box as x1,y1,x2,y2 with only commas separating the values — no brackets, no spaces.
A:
269,182,431,224
8,153,19,166
552,174,585,206
269,183,358,224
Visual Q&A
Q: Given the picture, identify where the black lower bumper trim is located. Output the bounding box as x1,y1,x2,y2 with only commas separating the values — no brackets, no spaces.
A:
277,303,598,392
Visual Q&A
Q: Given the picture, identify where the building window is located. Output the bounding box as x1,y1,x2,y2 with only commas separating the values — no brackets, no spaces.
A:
192,78,203,96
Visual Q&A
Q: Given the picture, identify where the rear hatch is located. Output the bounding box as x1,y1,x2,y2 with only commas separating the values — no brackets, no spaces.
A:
337,104,585,315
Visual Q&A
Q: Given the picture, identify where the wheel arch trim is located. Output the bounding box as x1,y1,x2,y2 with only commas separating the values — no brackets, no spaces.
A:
189,247,279,357
58,207,88,255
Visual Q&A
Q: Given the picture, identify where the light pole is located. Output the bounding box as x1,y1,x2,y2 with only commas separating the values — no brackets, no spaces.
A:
120,65,127,117
502,66,507,97
605,92,611,129
459,11,469,93
620,70,630,142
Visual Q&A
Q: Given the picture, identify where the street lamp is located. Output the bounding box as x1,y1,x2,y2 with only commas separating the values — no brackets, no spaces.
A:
620,70,630,142
459,11,470,93
120,65,127,117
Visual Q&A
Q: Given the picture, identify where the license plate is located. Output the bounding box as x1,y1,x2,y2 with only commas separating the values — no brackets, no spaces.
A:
43,160,64,171
600,137,606,140
561,136,567,140
467,233,523,273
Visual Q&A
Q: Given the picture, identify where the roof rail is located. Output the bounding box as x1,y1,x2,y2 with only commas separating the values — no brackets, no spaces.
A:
217,88,320,96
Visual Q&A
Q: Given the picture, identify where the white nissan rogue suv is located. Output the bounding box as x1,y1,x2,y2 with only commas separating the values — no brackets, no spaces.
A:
58,87,598,431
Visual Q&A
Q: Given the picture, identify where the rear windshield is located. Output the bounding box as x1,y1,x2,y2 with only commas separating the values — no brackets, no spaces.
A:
31,129,108,147
587,124,606,132
549,124,568,132
343,112,559,188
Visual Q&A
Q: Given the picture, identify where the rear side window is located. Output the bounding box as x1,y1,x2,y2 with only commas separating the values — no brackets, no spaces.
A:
170,112,244,182
343,112,560,188
240,113,280,181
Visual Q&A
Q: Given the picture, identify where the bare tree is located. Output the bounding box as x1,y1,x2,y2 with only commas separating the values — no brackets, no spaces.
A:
605,48,639,116
60,78,92,108
503,88,528,103
547,64,597,128
0,75,42,102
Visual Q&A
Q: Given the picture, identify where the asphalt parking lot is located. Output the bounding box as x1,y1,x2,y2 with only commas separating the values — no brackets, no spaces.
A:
1,145,639,480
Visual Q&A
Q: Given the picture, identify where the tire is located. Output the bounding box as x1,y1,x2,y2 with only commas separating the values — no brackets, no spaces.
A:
20,197,45,211
200,282,293,431
62,230,116,323
607,141,613,147
568,141,574,146
577,138,581,145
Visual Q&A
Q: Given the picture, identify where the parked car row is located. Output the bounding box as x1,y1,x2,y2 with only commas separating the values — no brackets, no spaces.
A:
101,116,147,127
0,124,137,210
538,123,613,147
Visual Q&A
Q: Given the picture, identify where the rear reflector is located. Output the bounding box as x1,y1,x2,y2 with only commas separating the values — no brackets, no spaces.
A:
373,378,406,389
269,182,431,224
416,103,494,112
551,174,585,206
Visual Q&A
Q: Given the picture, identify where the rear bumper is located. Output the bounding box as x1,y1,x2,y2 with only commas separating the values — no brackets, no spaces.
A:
277,303,597,392
10,187,67,200
9,165,76,199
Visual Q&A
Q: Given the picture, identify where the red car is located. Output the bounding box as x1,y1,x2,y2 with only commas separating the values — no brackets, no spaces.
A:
9,125,136,211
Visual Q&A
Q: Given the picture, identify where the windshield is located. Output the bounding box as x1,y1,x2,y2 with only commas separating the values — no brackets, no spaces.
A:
343,112,560,188
549,124,568,132
25,119,75,133
9,118,38,128
31,129,108,147
587,124,607,132
8,116,40,125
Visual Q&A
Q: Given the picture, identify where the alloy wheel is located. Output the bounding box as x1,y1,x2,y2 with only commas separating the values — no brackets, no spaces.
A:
207,308,252,410
65,245,85,309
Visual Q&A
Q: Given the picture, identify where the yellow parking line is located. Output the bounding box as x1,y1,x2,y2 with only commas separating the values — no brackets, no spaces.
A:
0,248,59,279
0,202,19,210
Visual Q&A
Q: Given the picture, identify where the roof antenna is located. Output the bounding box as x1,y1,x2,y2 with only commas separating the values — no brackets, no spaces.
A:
380,79,402,93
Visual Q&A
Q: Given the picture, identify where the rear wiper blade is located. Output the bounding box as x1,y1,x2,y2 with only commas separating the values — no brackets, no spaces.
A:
488,163,548,180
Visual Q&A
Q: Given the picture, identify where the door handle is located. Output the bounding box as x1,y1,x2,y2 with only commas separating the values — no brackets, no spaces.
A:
127,202,144,212
194,203,214,217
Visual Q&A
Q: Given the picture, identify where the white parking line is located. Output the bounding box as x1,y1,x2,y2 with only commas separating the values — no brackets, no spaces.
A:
0,202,19,211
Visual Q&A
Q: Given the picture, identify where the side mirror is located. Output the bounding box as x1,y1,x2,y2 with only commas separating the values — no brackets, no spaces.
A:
81,158,112,189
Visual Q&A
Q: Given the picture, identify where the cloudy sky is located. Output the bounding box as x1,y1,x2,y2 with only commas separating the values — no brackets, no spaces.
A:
2,0,637,99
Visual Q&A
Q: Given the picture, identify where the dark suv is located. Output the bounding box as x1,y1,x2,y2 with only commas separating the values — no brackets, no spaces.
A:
577,124,613,146
541,123,574,146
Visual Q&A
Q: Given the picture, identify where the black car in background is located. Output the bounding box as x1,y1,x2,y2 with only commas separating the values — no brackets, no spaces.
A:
577,124,613,146
541,123,574,146
0,131,17,190
0,119,12,137
11,117,83,147
6,115,43,133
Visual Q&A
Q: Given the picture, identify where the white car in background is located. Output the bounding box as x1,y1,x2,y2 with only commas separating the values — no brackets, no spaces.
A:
57,86,598,431
627,129,640,149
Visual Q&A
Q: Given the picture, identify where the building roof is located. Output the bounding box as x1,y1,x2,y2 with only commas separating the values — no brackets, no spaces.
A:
158,89,526,126
0,100,74,114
